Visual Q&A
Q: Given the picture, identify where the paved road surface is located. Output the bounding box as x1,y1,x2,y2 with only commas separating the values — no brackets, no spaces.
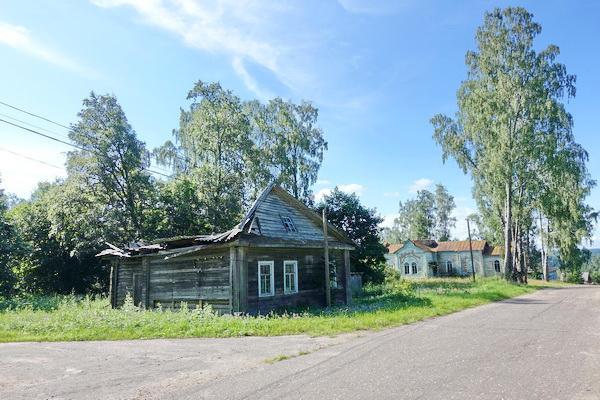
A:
2,286,599,399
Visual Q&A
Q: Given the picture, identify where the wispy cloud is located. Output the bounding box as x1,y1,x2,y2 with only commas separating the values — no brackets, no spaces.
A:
92,0,301,98
337,0,407,15
409,178,433,194
338,183,364,195
0,22,95,77
314,183,364,202
384,191,400,197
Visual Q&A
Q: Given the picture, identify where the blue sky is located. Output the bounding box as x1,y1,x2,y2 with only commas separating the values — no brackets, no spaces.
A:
0,0,598,244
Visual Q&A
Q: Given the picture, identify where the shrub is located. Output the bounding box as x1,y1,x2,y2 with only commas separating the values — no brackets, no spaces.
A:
382,267,414,297
563,269,582,284
590,271,600,284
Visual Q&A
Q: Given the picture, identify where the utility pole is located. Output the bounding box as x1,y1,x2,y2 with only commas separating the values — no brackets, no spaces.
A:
322,208,331,307
467,218,476,282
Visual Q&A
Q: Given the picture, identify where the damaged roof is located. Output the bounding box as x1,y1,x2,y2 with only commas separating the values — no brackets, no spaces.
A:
97,183,354,259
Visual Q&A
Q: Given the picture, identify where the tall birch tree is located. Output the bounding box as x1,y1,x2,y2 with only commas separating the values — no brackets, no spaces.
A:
431,7,594,280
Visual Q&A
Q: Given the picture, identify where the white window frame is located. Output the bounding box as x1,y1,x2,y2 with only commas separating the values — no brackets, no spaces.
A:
258,261,275,297
411,262,418,274
404,263,410,275
283,260,299,294
446,261,453,274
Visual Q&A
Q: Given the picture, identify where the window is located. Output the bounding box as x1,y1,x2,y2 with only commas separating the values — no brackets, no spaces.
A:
404,263,410,275
329,259,338,288
283,260,298,294
411,262,418,274
281,216,297,232
494,260,501,273
446,261,453,274
258,261,274,297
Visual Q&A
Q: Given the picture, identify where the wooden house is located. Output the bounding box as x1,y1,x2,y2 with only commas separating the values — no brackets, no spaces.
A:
97,184,355,314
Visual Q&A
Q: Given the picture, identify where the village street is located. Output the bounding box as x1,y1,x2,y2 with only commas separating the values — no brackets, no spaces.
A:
1,285,599,399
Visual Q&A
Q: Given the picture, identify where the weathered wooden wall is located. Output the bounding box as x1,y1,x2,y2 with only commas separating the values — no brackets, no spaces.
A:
114,248,231,313
254,190,338,242
113,245,351,315
243,247,348,314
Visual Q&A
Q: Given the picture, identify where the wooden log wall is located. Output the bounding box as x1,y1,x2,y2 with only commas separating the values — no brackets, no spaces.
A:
245,247,348,314
114,248,232,314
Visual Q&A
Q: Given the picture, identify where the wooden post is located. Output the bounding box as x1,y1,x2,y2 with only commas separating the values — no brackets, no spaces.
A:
344,249,352,305
230,247,239,312
238,247,248,313
108,262,115,308
143,257,150,309
467,218,476,282
322,209,331,307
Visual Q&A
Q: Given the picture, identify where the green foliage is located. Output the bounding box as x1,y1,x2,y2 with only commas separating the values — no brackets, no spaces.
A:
433,184,456,241
3,84,329,297
147,178,211,238
563,270,582,284
7,183,106,294
314,188,387,283
0,179,19,295
68,92,154,239
431,7,595,280
0,279,543,342
256,98,328,204
384,184,456,242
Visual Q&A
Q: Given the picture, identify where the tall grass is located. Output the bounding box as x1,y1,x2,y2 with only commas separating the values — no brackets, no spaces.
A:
0,278,562,343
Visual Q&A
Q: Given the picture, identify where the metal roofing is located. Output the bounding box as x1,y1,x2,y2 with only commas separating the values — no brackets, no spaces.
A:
96,183,353,258
387,239,494,254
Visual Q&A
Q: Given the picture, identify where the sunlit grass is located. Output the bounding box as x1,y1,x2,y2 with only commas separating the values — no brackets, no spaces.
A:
0,278,558,343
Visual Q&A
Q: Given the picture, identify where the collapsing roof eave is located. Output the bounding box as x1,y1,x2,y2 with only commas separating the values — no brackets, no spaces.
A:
95,183,356,258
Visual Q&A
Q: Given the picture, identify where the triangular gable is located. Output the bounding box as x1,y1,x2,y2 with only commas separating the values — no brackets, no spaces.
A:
240,184,354,245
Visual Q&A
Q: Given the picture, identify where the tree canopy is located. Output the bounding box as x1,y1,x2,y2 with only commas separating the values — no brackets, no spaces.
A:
431,7,595,281
384,184,456,243
315,188,387,284
1,83,329,296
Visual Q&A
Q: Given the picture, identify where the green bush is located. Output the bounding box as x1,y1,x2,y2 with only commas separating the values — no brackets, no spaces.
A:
563,269,582,284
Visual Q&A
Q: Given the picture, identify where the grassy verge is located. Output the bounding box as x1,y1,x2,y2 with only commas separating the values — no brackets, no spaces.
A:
0,278,569,343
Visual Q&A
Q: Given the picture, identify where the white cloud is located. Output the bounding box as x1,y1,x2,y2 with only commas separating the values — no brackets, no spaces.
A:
409,178,433,194
381,213,399,229
384,191,400,197
314,188,332,202
338,183,364,196
231,57,273,100
337,0,407,15
91,0,305,97
0,22,94,77
0,144,67,198
316,179,330,185
314,183,364,202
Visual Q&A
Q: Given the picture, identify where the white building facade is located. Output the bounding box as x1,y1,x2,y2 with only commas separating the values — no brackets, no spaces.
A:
385,240,504,278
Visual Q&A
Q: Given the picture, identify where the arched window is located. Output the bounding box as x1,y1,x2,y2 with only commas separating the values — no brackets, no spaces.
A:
404,263,410,275
411,262,418,274
494,260,501,272
446,261,453,274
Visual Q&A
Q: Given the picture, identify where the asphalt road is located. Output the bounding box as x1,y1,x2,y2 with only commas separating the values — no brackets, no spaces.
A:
2,286,599,399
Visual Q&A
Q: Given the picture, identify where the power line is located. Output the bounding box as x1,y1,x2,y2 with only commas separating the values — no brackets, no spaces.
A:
0,118,172,178
0,100,70,130
0,111,71,140
0,147,64,170
0,100,192,168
